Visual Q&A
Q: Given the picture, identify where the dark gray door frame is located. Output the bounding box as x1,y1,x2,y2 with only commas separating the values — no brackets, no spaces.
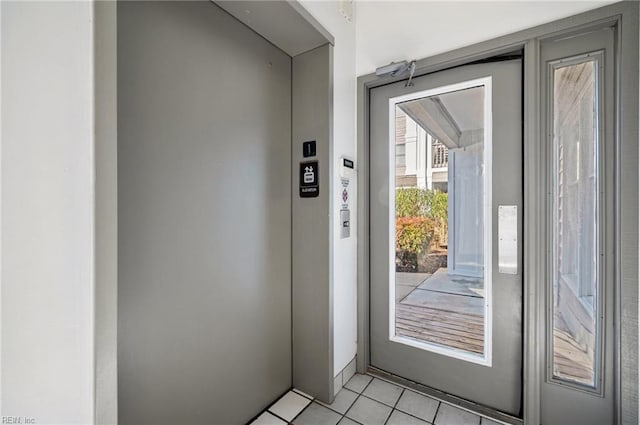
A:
356,2,639,424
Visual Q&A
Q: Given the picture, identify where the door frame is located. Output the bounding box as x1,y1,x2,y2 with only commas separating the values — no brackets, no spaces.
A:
356,2,639,424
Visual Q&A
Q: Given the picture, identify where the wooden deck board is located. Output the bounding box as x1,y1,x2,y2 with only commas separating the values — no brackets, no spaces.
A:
552,328,594,385
395,303,485,355
395,302,594,387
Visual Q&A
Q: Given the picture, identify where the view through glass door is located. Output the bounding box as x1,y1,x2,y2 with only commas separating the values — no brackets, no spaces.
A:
392,81,492,364
369,58,523,416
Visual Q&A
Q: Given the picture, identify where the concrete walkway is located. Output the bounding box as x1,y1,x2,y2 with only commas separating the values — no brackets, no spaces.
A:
395,268,486,353
395,272,431,302
397,268,484,315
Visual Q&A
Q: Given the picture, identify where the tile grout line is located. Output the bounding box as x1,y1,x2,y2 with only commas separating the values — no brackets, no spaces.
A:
342,376,375,425
432,401,442,425
271,409,294,425
360,376,375,393
393,406,439,424
358,392,403,408
314,374,370,425
390,391,442,424
251,409,288,425
285,394,314,424
337,391,361,424
319,388,360,417
355,378,438,425
383,388,405,425
366,373,491,424
287,405,304,424
288,389,364,425
255,389,302,425
360,377,433,424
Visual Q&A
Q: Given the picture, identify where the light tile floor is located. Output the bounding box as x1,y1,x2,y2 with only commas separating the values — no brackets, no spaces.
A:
250,374,509,425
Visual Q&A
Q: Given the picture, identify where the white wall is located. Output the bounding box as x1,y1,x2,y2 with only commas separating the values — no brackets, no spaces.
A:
356,1,615,75
1,2,95,423
299,0,358,376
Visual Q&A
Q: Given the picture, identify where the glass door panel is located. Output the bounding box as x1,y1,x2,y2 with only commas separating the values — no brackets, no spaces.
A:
391,81,491,364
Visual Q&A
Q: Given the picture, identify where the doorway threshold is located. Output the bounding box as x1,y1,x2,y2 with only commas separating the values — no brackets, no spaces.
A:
367,367,523,425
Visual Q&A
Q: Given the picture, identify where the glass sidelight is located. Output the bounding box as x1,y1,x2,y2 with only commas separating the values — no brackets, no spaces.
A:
389,79,492,364
549,54,602,390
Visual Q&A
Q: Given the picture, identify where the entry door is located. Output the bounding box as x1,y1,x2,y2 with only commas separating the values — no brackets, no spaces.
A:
370,59,523,415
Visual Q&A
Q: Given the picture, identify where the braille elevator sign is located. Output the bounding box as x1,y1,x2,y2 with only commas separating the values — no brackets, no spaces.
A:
299,161,319,198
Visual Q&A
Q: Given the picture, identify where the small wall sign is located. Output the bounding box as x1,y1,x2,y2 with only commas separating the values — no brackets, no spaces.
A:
300,161,319,198
303,140,316,158
340,178,349,209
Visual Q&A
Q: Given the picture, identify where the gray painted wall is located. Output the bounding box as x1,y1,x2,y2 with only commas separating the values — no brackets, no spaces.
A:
292,44,334,403
117,2,292,423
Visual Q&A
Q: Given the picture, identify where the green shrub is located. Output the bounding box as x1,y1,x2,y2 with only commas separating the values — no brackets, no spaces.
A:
395,216,432,254
428,191,448,247
396,188,430,218
395,188,448,255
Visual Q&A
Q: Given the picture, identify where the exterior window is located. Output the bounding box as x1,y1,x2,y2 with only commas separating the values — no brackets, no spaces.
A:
396,143,406,171
432,139,448,169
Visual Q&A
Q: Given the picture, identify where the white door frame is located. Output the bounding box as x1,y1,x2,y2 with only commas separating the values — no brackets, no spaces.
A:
356,2,639,424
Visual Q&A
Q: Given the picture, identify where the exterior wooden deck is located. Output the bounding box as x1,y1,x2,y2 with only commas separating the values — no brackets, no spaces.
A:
553,327,594,385
395,302,594,388
395,303,484,354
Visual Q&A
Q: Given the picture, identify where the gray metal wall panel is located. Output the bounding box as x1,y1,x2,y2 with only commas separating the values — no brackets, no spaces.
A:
292,44,334,404
95,1,118,423
117,2,291,423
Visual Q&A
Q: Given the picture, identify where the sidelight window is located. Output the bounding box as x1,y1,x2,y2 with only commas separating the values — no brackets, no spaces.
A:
549,54,602,390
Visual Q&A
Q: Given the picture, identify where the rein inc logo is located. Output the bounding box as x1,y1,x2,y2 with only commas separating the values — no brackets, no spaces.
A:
2,417,36,424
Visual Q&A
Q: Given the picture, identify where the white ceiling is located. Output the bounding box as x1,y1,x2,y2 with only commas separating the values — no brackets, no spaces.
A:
355,1,616,75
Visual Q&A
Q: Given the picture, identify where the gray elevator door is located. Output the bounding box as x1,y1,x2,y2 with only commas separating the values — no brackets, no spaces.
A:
118,2,292,424
369,59,523,416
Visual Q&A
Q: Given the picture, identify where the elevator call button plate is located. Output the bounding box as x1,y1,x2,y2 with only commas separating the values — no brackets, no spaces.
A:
300,161,319,198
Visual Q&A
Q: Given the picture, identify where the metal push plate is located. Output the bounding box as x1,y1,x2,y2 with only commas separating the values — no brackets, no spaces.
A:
498,205,518,274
